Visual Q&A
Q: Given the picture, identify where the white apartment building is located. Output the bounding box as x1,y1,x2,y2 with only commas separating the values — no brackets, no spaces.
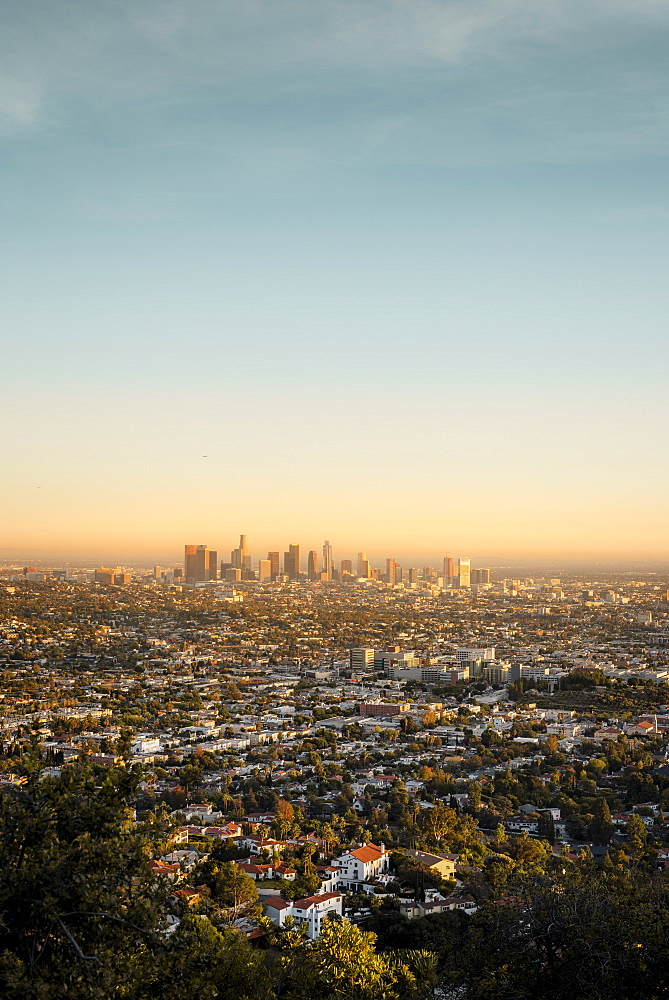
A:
262,892,342,939
334,843,390,889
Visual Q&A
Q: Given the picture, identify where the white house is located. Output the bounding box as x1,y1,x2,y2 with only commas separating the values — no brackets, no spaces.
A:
334,843,390,889
262,892,343,939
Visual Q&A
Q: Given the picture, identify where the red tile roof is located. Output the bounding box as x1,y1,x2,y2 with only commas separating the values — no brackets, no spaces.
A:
293,892,341,909
350,844,384,863
262,896,292,911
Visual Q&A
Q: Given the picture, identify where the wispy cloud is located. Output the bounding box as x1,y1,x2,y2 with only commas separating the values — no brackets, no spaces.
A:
0,73,41,127
2,0,669,167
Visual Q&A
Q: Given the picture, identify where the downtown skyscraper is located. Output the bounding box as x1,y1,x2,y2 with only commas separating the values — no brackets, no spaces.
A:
322,540,333,581
284,543,300,581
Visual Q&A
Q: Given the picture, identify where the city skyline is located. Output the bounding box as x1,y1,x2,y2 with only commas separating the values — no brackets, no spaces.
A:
3,534,669,575
2,1,669,561
180,538,481,586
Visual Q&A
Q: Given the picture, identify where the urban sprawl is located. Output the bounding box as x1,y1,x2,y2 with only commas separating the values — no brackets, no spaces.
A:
3,538,669,996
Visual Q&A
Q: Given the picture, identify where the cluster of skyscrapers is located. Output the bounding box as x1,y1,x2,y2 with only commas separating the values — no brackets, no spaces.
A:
181,537,488,589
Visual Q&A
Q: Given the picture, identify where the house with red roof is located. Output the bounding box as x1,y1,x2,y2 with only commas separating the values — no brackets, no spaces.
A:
333,842,390,889
262,892,343,938
236,861,275,880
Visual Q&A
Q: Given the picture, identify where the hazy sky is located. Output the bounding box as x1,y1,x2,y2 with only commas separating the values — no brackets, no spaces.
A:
3,0,669,563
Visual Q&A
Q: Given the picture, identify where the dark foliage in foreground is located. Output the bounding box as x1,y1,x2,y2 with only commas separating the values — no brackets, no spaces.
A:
2,764,669,1000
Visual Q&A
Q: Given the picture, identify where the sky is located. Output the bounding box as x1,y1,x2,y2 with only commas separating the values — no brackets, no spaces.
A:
2,0,669,565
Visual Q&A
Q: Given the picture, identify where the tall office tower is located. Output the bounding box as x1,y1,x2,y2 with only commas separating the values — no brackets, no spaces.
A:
479,568,491,584
408,567,419,584
350,647,375,671
458,557,471,587
184,545,198,583
322,540,333,581
284,543,299,580
195,545,209,583
307,550,319,581
357,552,367,578
267,551,280,580
239,534,251,569
231,534,249,569
444,555,454,581
341,559,353,577
185,544,209,584
423,565,437,581
208,550,218,581
385,558,397,586
258,559,272,583
153,565,162,579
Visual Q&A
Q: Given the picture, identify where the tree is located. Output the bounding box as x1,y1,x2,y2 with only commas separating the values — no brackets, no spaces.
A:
179,763,204,792
390,853,454,901
194,861,261,924
157,914,273,1000
450,867,669,1000
537,812,555,844
282,872,322,901
273,798,295,838
281,918,413,1000
0,760,271,999
590,797,614,845
467,781,482,813
625,813,647,856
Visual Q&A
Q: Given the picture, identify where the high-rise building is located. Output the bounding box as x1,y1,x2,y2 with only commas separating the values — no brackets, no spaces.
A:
284,543,300,581
195,545,208,583
231,534,250,570
444,555,454,582
267,552,280,579
184,545,198,583
258,559,272,583
341,559,353,577
458,558,471,588
357,552,367,578
408,567,419,584
350,647,375,671
322,540,333,581
153,565,162,579
307,550,319,581
208,550,218,581
471,568,491,585
185,544,209,584
385,558,397,586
